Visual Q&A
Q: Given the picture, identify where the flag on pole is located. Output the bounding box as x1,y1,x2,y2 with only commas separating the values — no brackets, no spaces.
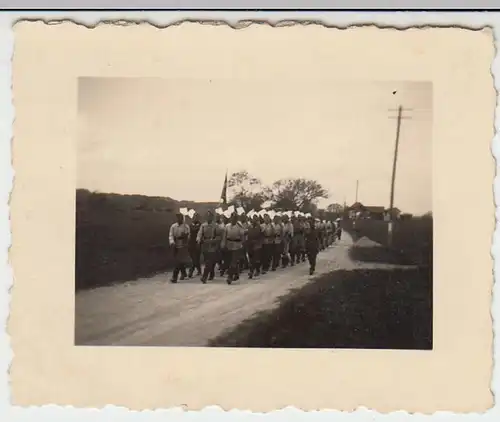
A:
220,171,228,205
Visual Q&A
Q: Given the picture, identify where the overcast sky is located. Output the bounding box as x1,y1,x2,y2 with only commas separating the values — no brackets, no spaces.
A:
77,78,432,215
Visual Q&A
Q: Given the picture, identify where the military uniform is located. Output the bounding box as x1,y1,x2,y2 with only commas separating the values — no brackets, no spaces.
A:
246,220,264,278
261,221,275,273
281,219,294,267
222,222,246,284
322,220,328,249
239,219,250,271
169,221,191,282
291,218,306,264
218,219,229,276
188,219,202,277
326,221,333,246
335,219,342,240
271,220,284,271
305,219,320,275
197,220,223,283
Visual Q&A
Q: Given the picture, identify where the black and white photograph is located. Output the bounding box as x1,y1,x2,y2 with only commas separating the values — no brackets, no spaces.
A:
75,78,433,349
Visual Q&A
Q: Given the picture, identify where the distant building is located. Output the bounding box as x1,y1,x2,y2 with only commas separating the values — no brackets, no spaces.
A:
385,207,402,220
348,202,387,220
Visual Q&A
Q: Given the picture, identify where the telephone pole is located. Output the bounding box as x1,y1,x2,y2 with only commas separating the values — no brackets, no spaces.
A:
387,105,412,246
355,180,359,203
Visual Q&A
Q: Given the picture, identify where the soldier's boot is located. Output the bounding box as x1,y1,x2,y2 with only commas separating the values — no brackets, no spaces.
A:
170,268,179,283
201,267,209,284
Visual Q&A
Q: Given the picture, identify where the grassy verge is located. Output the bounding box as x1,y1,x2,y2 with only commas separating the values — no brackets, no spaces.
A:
75,189,218,291
209,264,432,350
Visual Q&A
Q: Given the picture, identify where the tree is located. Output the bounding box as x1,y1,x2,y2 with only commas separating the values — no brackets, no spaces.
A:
264,178,328,212
327,203,343,213
227,170,266,211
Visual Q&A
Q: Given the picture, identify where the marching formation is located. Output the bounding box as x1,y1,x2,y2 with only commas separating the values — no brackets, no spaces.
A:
168,207,343,285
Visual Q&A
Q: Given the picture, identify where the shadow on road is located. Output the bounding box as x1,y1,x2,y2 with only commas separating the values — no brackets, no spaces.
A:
209,266,433,350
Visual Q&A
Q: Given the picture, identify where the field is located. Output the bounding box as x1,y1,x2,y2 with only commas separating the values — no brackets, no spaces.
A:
210,266,432,349
342,217,433,267
75,189,218,291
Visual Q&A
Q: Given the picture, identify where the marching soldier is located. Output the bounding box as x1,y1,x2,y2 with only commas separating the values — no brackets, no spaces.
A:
246,214,264,278
281,214,294,267
197,210,222,283
219,215,231,277
239,213,250,272
168,213,191,283
290,215,300,266
317,219,325,251
335,217,343,241
261,213,275,274
305,216,320,275
298,215,308,262
271,215,284,271
322,220,328,249
188,212,202,278
221,212,246,284
326,219,333,246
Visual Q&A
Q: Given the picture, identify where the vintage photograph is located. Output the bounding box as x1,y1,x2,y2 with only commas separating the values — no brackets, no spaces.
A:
11,22,494,411
75,77,433,349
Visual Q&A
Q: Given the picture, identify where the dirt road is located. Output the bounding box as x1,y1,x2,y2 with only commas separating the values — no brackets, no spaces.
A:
76,233,366,346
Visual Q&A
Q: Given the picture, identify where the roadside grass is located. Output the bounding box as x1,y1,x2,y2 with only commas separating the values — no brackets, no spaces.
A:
209,264,432,350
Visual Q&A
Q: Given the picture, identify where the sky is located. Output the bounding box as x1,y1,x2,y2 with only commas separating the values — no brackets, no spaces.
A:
77,78,432,215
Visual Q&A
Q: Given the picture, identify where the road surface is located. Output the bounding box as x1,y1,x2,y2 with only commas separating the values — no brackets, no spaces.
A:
75,232,396,346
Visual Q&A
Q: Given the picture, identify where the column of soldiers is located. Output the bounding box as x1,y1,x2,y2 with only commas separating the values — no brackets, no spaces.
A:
169,209,342,284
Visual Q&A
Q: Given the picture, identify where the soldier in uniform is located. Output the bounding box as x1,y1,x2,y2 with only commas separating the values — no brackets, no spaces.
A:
261,213,275,274
271,214,284,271
335,218,342,241
281,214,294,268
289,215,299,266
305,216,320,275
246,214,264,278
188,212,202,278
322,220,329,250
239,213,250,272
221,212,246,284
219,214,231,277
168,213,191,283
325,220,332,246
317,219,325,251
197,210,222,283
298,215,308,262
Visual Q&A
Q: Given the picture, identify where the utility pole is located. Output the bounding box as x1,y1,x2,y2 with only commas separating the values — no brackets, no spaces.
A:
387,105,412,247
355,180,359,203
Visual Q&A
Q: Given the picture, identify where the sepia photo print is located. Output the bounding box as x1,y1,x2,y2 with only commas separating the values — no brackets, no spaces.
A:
75,77,433,349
